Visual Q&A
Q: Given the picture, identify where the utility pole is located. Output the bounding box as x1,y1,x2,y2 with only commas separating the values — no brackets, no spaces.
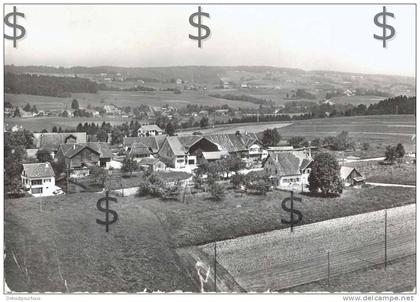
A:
290,191,294,232
214,241,217,293
66,160,70,194
327,250,330,287
384,209,387,269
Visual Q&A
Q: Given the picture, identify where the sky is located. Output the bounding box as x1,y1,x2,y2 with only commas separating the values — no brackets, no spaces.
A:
4,4,416,77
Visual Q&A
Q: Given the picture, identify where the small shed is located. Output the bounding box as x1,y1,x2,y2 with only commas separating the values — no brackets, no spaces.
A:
340,166,365,187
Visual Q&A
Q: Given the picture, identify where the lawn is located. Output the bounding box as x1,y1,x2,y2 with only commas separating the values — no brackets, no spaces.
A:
347,159,416,185
281,255,416,293
4,194,195,292
139,185,416,247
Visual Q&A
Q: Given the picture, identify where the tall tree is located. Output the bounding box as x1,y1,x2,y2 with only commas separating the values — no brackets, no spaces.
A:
165,122,176,136
71,99,79,110
121,155,139,178
262,128,281,146
308,152,343,196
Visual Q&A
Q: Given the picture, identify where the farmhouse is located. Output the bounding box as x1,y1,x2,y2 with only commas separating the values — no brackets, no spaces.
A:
123,136,166,154
158,135,219,169
263,149,313,191
56,143,112,177
21,162,56,197
340,166,365,187
129,142,152,158
137,124,164,137
33,132,87,157
205,132,263,159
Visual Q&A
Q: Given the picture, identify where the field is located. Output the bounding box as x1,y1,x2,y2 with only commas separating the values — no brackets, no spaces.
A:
4,194,195,292
282,255,415,293
140,185,415,247
192,204,415,291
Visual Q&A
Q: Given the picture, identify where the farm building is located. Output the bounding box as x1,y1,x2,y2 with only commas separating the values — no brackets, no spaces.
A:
123,136,166,154
137,157,166,172
340,166,365,187
21,162,56,197
158,135,219,169
56,143,112,177
33,132,87,157
205,132,263,159
129,142,152,158
263,149,313,192
137,124,164,137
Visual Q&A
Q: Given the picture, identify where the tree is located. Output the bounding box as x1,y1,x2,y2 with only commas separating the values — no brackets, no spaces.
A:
308,152,344,196
111,128,123,145
71,99,79,110
23,103,31,112
41,129,48,133
121,155,139,177
90,166,107,187
62,110,69,118
224,156,245,175
52,126,58,133
200,116,209,128
31,105,38,114
36,149,53,163
262,128,281,147
96,129,108,142
396,143,405,158
331,131,352,151
165,122,176,136
13,107,21,117
385,145,397,163
209,182,225,201
362,142,370,151
288,136,306,148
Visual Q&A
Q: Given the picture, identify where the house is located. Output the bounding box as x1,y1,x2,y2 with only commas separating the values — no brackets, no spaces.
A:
158,135,219,169
263,149,313,191
56,142,112,177
201,150,229,162
123,136,166,154
33,132,87,157
103,104,121,115
129,142,152,159
340,166,365,187
137,124,164,137
205,132,263,159
21,162,56,197
137,157,166,172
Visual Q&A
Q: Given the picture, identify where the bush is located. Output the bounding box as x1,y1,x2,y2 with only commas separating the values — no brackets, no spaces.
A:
209,182,225,201
308,152,343,196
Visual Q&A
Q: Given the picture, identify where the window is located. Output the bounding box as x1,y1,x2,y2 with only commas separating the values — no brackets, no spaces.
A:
44,179,51,183
188,159,195,165
31,179,42,186
177,159,184,163
31,188,43,194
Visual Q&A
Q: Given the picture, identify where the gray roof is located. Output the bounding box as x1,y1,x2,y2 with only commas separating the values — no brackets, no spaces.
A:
33,132,87,150
166,136,187,156
265,150,313,176
59,142,112,159
205,133,259,153
129,143,151,156
138,157,165,166
123,135,166,153
22,162,55,178
139,124,163,132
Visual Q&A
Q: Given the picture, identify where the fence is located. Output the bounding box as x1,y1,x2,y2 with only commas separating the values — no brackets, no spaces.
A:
195,204,415,292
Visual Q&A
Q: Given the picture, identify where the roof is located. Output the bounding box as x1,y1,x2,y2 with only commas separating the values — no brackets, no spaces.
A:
205,133,258,153
166,136,187,156
33,132,87,150
340,166,364,180
202,151,229,160
177,135,203,148
22,162,55,178
59,142,112,159
129,143,151,156
123,136,166,153
138,124,163,132
138,157,164,166
265,150,313,176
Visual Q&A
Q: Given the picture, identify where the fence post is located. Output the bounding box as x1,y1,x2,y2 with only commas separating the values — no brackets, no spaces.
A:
214,241,217,292
384,209,387,269
327,250,330,287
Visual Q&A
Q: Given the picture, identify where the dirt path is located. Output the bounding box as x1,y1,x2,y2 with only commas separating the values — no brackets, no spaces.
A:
366,182,416,188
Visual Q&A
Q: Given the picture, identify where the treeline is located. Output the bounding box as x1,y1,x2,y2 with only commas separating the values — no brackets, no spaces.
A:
209,93,274,106
5,73,99,97
361,95,415,115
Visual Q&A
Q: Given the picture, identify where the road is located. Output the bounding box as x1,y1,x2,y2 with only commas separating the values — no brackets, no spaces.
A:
183,204,415,292
366,182,416,188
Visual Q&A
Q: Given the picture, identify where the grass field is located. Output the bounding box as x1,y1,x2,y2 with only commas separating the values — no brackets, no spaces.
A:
281,255,416,293
4,194,195,292
5,184,415,292
140,185,415,247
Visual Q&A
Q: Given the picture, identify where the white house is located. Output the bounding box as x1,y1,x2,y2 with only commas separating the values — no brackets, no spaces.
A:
263,149,313,192
137,124,164,137
21,162,56,197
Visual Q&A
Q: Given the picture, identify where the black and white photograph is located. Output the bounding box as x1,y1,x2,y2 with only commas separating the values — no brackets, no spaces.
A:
2,1,417,299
